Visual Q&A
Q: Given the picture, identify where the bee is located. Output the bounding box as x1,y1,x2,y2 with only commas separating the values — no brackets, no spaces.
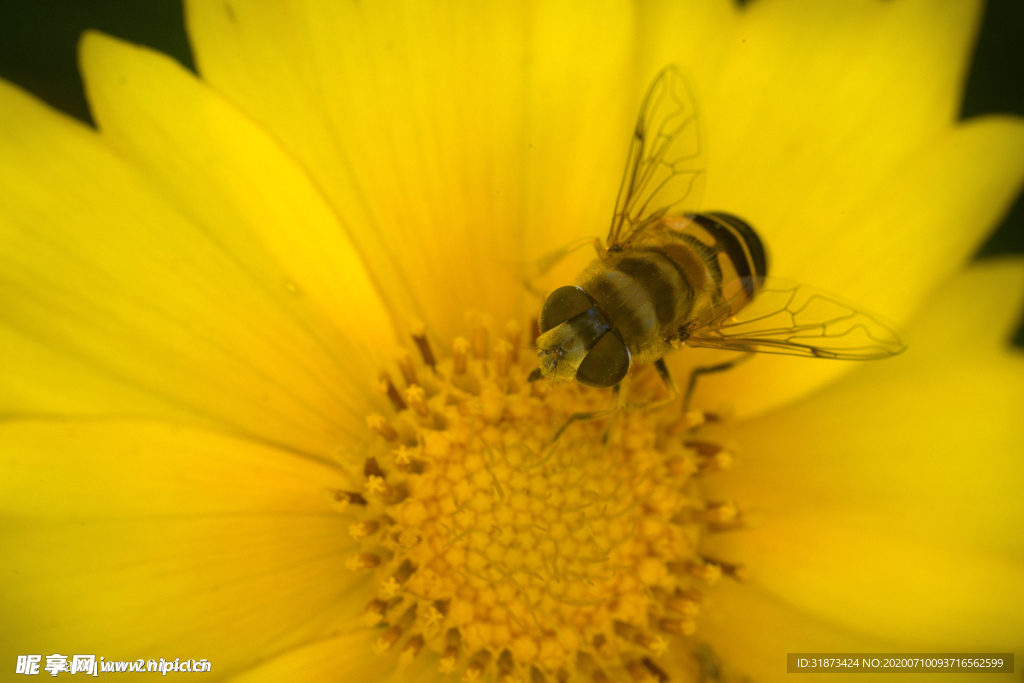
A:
532,66,904,407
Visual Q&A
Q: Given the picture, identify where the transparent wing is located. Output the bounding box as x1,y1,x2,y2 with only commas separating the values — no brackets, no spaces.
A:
684,280,906,359
608,65,705,248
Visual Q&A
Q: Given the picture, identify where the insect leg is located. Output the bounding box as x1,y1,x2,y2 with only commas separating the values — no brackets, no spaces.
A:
525,237,604,298
622,358,679,411
682,353,753,412
550,384,621,443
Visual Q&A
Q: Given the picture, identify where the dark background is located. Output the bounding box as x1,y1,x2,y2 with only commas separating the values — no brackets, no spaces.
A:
0,0,1021,341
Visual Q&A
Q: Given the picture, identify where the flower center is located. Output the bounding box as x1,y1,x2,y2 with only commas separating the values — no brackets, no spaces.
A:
342,320,742,682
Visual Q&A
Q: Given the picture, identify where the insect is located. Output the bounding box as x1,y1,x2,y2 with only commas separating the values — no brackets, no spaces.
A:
531,66,904,416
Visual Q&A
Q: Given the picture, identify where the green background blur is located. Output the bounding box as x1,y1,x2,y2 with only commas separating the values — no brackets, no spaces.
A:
0,0,1021,342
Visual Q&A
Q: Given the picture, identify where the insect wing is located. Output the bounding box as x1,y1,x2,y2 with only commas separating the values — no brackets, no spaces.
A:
608,65,705,248
685,280,906,360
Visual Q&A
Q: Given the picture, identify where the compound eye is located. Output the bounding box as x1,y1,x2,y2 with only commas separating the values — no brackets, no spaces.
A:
576,332,630,388
540,286,593,333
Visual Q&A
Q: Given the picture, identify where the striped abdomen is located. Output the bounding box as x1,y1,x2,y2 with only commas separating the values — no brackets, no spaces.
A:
579,212,768,361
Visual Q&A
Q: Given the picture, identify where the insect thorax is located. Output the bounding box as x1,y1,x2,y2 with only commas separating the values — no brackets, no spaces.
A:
578,215,767,363
577,246,697,363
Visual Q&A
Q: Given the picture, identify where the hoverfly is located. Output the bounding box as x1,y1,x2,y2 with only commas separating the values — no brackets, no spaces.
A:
532,66,904,411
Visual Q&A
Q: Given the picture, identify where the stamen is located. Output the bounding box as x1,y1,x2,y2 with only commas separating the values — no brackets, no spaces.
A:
530,377,549,398
347,553,382,571
361,599,387,626
496,650,515,683
439,629,462,673
348,520,380,539
411,324,437,369
705,557,751,582
389,559,417,587
365,474,390,497
494,340,512,378
708,518,745,533
663,414,690,437
683,439,721,456
424,602,446,627
396,349,418,386
405,384,430,417
364,457,386,480
577,653,609,683
393,446,412,466
657,618,696,636
642,657,670,683
681,560,722,585
666,456,697,478
352,319,747,681
375,602,419,655
463,650,491,682
471,322,489,360
613,620,639,640
626,659,656,682
373,625,402,655
637,633,668,656
379,371,408,411
397,528,421,549
664,588,702,618
453,337,470,375
696,449,734,475
505,320,522,363
695,501,738,524
367,414,398,442
592,634,614,659
332,490,367,507
399,634,425,665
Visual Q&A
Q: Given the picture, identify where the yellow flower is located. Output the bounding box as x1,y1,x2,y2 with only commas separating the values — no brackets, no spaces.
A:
2,1,1023,682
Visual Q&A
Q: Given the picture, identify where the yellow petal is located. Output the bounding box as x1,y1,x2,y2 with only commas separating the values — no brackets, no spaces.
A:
685,117,1024,417
186,0,535,341
79,31,397,374
696,581,881,682
899,256,1024,358
636,0,739,88
707,0,983,268
697,581,1005,683
0,421,364,678
187,1,709,343
701,258,1024,646
521,0,636,262
228,632,399,683
526,0,740,286
0,78,383,458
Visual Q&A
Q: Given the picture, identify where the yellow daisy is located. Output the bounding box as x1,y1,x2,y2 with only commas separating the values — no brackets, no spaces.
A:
2,1,1023,682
